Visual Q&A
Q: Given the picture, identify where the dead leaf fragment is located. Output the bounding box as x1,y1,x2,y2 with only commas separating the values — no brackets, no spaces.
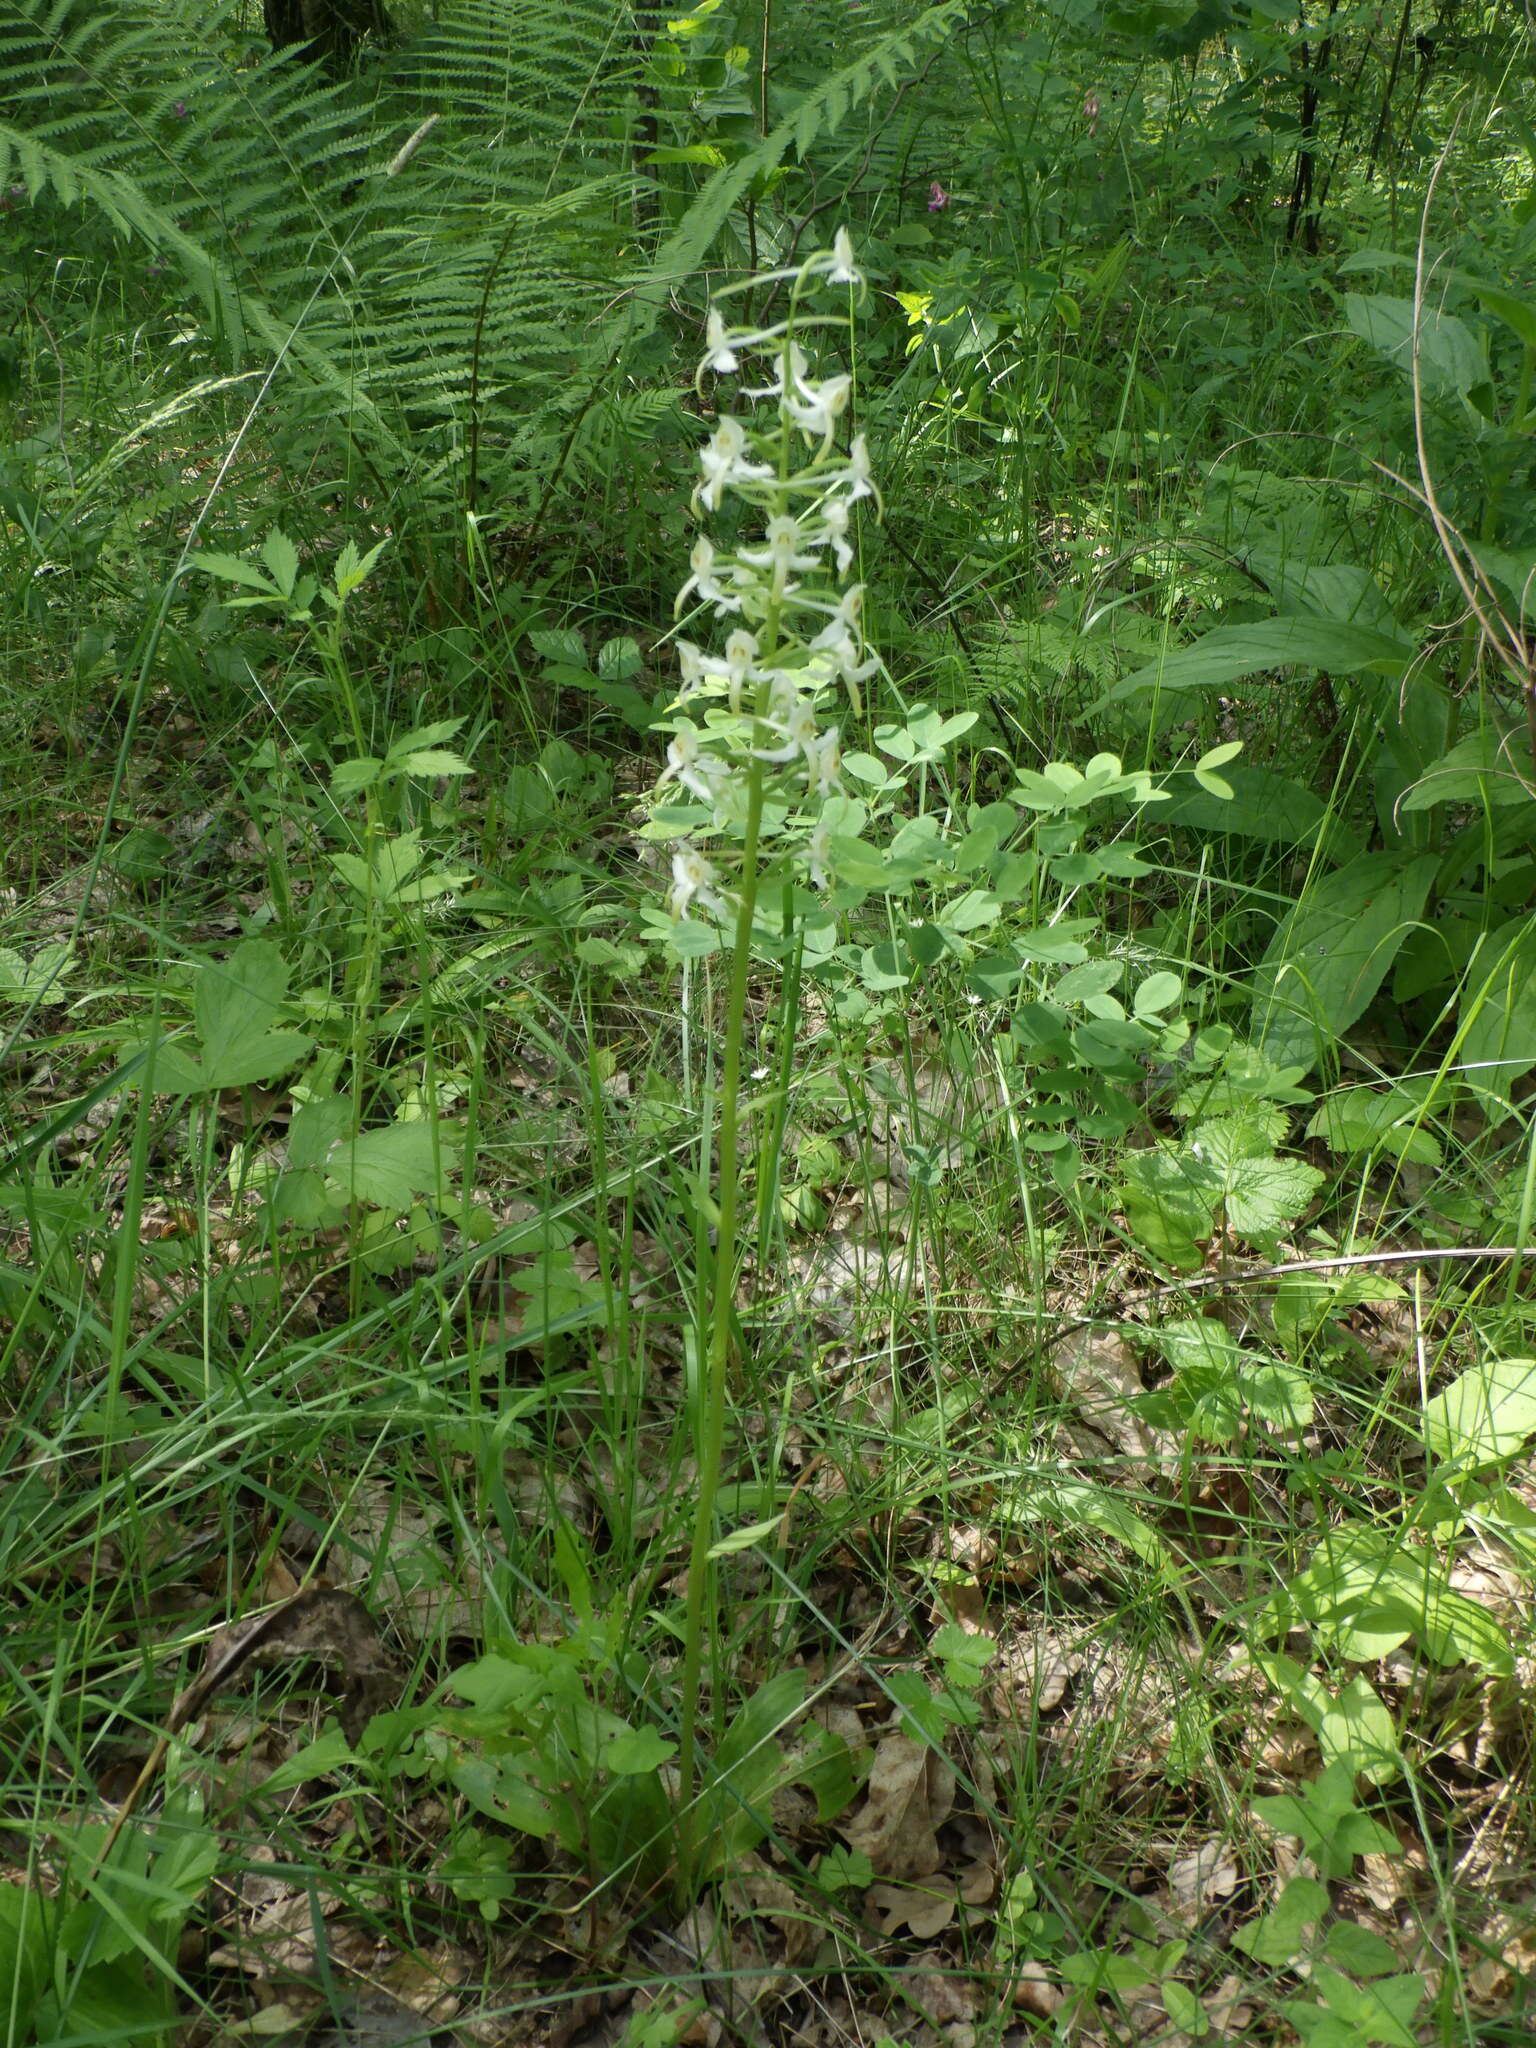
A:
865,1882,956,1939
842,1731,954,1879
1010,1961,1063,2018
1166,1841,1240,1924
1051,1327,1174,1466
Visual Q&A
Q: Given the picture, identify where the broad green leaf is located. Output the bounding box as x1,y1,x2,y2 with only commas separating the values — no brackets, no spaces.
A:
1159,767,1348,847
707,1517,785,1559
1458,916,1536,1107
1094,617,1411,710
603,1726,675,1775
1318,1676,1401,1786
1423,1357,1536,1471
1305,1082,1442,1166
1272,1528,1513,1673
1251,853,1437,1070
158,941,312,1092
0,941,72,1003
1133,970,1182,1016
327,1122,441,1210
1344,292,1484,399
0,1881,53,2033
1398,727,1536,811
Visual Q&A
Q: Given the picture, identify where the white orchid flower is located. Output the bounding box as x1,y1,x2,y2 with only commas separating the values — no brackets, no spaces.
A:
738,514,819,592
694,416,773,511
783,369,852,447
824,228,863,288
669,844,728,920
658,722,728,805
675,534,743,616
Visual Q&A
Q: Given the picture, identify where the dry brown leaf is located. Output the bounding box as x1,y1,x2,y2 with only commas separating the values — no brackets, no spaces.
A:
993,1631,1082,1717
203,1585,399,1743
1009,1961,1063,2018
1165,1842,1240,1924
1050,1328,1175,1468
842,1731,954,1879
865,1881,956,1939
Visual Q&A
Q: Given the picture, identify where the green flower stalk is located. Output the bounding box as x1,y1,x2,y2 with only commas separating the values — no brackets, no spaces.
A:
659,230,882,1877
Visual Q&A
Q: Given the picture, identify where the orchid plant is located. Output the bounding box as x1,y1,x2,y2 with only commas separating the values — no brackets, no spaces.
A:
644,231,881,1866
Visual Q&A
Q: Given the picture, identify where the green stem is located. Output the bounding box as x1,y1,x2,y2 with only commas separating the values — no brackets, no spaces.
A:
675,752,766,1893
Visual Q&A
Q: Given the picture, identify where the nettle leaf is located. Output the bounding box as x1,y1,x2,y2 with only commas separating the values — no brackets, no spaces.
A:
1218,1152,1324,1243
1118,1147,1223,1267
1148,1320,1313,1440
1423,1356,1536,1472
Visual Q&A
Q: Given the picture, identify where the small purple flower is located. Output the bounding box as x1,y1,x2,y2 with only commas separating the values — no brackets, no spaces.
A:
172,100,188,118
928,181,950,213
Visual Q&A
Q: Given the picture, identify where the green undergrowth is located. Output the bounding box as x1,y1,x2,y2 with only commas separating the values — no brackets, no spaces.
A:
4,5,1536,2042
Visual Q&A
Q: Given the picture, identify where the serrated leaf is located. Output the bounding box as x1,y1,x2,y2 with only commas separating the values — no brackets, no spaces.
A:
1305,1083,1442,1166
390,718,466,756
188,550,281,593
1221,1153,1324,1240
331,756,383,795
261,529,300,596
327,1122,441,1210
398,749,472,778
179,940,311,1090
